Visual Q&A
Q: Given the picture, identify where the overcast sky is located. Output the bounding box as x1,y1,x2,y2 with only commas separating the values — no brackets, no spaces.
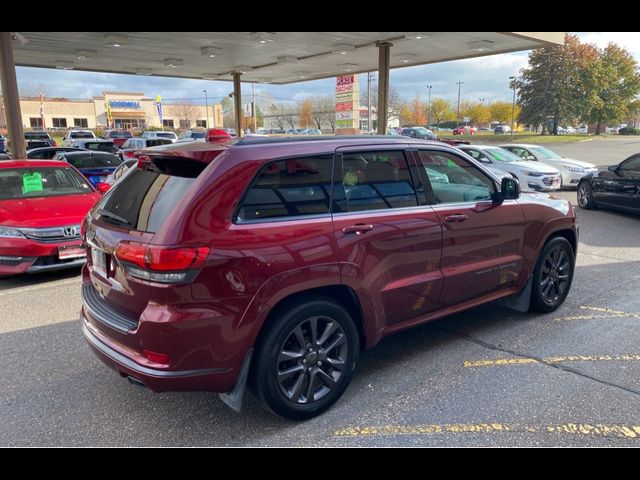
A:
13,32,640,107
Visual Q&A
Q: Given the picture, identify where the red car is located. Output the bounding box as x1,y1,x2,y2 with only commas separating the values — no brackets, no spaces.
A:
81,136,577,419
453,126,477,135
103,130,132,148
0,160,101,276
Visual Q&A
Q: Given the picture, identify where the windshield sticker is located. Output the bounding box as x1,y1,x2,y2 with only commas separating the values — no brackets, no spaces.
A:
22,172,44,193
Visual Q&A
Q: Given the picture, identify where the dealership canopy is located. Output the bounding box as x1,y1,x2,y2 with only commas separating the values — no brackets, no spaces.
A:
1,32,564,156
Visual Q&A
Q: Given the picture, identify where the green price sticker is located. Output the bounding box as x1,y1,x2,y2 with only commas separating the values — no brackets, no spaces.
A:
23,172,43,194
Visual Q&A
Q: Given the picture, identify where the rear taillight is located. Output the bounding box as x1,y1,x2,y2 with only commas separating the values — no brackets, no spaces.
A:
115,241,209,283
142,349,170,366
125,150,136,158
51,140,57,147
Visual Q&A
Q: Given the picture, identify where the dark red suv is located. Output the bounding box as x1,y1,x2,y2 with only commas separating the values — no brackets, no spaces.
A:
81,136,577,419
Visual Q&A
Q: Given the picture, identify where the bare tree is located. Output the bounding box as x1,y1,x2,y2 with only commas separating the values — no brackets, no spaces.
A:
18,83,49,99
360,83,403,120
311,95,334,131
171,102,199,129
269,103,289,130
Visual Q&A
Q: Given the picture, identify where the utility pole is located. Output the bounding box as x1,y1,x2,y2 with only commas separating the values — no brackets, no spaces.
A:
252,83,257,133
203,89,209,128
456,80,464,125
426,84,432,127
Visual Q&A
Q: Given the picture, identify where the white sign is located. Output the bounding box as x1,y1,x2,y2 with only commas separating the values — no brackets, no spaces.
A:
463,116,470,123
336,111,353,120
243,102,254,117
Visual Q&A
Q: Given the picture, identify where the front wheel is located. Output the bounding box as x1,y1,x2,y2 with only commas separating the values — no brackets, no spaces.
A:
251,297,359,420
577,181,596,209
530,237,575,312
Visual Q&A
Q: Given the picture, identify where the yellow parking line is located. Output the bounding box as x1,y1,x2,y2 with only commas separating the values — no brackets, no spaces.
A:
334,423,640,438
333,423,640,438
463,353,640,368
552,305,640,322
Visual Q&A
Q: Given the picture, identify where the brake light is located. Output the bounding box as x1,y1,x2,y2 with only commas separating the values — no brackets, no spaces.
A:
115,241,209,283
137,155,151,169
125,150,136,158
51,140,57,147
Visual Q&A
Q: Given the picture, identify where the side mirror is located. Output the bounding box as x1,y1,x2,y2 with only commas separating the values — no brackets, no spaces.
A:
500,176,520,200
608,164,618,172
96,182,110,193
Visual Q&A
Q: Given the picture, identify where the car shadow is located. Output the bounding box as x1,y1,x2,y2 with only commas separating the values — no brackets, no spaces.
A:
0,267,82,292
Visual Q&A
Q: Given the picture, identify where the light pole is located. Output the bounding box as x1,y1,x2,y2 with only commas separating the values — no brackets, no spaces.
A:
509,76,516,139
456,80,464,125
426,84,432,128
203,89,209,128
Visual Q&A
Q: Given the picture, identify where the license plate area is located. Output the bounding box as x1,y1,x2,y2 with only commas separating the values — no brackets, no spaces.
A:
58,244,86,260
91,246,107,274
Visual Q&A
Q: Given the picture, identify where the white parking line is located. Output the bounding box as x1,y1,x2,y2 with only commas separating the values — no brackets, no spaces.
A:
0,278,80,297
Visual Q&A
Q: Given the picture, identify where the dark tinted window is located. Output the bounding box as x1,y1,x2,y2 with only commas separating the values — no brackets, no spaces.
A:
237,155,333,222
70,132,95,139
97,168,197,232
335,150,418,212
0,167,93,200
84,142,118,152
146,139,173,147
24,132,50,140
620,154,640,172
64,153,122,168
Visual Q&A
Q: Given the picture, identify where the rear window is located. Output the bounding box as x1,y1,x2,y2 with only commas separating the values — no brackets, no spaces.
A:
96,161,202,232
191,132,206,139
84,142,118,152
25,132,50,139
0,167,93,200
236,155,333,222
70,132,95,139
146,139,173,147
65,154,121,168
156,132,177,139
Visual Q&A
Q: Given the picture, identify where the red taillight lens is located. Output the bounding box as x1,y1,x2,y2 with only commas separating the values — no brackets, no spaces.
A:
143,349,170,365
115,241,210,283
147,245,209,271
96,182,110,193
51,140,58,147
125,150,136,158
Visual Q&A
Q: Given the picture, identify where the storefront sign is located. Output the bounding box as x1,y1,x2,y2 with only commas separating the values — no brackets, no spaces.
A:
109,100,141,109
335,75,360,132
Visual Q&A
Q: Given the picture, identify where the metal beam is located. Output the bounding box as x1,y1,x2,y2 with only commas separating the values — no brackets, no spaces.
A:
0,32,26,159
233,72,243,138
376,42,391,135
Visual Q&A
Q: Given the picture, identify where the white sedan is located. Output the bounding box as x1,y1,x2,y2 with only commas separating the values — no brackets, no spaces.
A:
459,145,561,192
500,143,598,189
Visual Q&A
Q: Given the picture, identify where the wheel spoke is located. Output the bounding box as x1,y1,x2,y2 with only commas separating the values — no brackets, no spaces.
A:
323,333,345,355
326,357,345,368
278,349,304,363
309,317,319,346
287,372,306,401
317,369,336,389
543,280,553,297
555,249,565,269
305,370,318,403
317,321,338,347
278,364,304,381
292,325,306,349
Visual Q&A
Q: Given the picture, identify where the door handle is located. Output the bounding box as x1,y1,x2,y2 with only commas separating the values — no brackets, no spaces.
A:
342,224,374,235
445,214,468,223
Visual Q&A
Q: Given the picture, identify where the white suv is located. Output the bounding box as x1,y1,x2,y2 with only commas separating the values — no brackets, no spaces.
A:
62,130,96,147
141,131,178,143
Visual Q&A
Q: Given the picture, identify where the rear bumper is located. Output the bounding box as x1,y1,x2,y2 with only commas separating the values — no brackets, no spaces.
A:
82,315,234,392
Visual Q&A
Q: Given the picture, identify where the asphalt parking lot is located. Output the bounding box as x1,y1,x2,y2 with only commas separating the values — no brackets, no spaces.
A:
1,136,639,446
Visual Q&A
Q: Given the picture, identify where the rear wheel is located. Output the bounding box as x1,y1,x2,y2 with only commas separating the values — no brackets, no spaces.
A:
577,181,596,209
530,237,575,312
251,297,359,420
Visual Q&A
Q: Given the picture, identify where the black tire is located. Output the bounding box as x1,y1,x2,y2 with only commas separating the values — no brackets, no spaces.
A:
530,237,575,313
577,181,596,209
251,296,359,420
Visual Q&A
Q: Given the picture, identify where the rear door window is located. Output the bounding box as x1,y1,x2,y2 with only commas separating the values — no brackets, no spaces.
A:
235,155,333,222
335,150,419,212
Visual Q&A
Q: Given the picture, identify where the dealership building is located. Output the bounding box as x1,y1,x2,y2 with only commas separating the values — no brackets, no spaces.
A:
6,91,222,130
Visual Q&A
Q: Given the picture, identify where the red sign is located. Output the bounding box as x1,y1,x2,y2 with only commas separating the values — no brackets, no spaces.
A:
336,75,354,86
336,102,352,111
336,84,354,93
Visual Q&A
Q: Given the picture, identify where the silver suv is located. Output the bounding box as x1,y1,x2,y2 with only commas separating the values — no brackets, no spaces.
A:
140,131,178,143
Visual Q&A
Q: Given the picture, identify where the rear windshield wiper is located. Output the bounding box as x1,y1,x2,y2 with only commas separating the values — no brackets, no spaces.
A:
97,209,131,227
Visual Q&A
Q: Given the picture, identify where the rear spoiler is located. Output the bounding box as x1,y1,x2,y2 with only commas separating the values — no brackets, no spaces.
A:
136,142,230,177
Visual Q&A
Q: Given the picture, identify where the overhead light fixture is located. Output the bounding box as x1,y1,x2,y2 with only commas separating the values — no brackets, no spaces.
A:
411,32,432,40
333,44,356,55
201,46,221,58
164,58,183,68
75,49,96,61
55,61,74,70
11,32,29,46
277,56,298,64
202,73,220,80
467,40,494,52
399,53,417,64
250,32,276,44
104,34,128,47
136,68,153,75
341,63,358,72
296,71,310,79
234,65,252,73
